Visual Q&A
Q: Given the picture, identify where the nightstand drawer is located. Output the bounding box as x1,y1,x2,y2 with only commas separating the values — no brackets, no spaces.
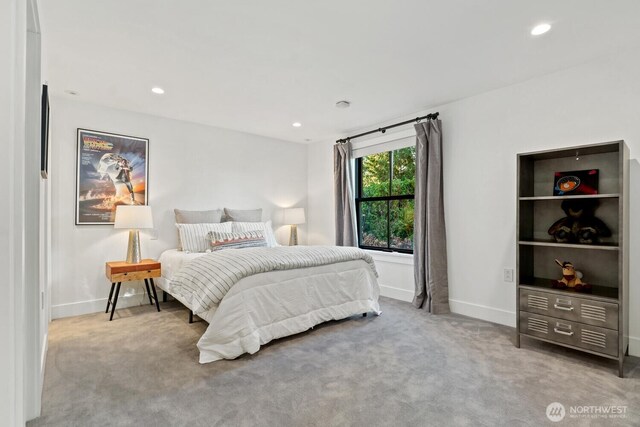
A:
520,311,618,357
110,268,161,282
519,289,618,330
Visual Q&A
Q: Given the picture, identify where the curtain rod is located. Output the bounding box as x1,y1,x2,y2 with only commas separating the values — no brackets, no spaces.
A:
335,112,439,144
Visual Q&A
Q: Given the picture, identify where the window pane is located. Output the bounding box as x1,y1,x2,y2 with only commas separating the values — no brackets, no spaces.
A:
362,152,390,197
391,146,415,196
360,201,388,248
390,199,414,250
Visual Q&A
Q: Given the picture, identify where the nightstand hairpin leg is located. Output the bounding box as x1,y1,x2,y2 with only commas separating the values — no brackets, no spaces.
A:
106,283,116,313
109,282,122,321
143,279,153,305
149,278,161,312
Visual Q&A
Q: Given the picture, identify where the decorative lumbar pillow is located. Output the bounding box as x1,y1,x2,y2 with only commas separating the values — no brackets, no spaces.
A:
223,208,262,222
232,220,279,247
176,222,232,252
208,230,267,251
174,209,223,250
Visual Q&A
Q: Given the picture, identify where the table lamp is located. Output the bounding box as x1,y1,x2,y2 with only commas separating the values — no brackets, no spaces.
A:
114,205,153,263
283,207,305,246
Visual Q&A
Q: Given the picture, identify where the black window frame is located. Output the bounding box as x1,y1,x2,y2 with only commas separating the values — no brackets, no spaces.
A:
355,149,415,254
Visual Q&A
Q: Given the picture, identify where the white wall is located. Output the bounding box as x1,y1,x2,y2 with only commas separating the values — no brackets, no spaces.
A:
1,1,26,424
24,0,46,420
1,0,46,424
307,47,640,356
50,98,309,318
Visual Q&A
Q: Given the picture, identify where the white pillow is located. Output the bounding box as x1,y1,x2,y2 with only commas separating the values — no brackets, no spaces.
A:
176,222,232,252
232,221,279,247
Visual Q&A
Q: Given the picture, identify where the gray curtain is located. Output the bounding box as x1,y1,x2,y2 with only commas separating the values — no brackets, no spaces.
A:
413,120,450,314
334,142,358,246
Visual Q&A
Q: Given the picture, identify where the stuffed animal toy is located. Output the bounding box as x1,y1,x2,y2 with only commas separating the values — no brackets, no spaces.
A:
551,259,592,293
548,199,611,244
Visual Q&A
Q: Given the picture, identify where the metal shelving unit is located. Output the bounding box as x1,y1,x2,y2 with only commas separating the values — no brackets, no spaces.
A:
516,140,629,377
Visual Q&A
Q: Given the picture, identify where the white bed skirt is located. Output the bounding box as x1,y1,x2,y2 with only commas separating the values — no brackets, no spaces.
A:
157,252,380,363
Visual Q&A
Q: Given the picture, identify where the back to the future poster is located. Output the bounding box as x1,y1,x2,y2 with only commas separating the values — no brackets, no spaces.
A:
75,129,148,225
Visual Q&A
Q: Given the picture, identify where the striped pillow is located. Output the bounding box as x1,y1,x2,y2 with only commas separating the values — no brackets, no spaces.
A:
174,209,223,250
208,230,267,251
232,220,279,247
176,223,232,252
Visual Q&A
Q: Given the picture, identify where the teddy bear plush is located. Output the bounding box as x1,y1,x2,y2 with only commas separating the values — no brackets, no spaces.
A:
547,199,611,244
551,259,592,293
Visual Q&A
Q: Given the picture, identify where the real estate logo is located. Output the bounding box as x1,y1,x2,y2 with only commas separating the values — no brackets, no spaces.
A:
546,402,566,422
546,402,628,422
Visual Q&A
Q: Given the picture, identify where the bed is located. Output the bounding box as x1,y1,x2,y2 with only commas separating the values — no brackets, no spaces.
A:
156,246,381,363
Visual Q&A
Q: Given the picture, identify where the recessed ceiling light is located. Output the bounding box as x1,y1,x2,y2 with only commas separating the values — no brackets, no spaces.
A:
151,87,165,94
531,23,551,36
336,100,351,108
292,122,302,128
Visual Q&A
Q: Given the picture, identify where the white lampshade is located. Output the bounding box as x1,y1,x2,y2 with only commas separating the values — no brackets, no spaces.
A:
114,205,153,229
283,207,305,225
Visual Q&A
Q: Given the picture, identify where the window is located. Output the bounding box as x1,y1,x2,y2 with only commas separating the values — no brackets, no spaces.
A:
355,146,415,253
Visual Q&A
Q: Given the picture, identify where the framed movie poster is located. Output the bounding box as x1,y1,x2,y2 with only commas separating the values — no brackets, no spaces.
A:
75,129,149,225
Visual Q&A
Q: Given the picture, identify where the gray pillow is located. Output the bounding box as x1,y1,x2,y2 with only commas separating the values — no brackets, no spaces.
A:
174,209,223,250
174,209,223,224
223,208,262,222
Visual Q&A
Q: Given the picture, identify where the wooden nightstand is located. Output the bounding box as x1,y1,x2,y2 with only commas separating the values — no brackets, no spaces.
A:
105,259,161,321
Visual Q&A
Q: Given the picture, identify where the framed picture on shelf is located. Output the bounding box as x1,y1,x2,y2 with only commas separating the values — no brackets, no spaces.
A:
75,129,149,225
553,169,599,196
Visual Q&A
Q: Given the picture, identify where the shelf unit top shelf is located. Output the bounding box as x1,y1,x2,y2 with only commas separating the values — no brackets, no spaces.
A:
518,240,619,251
517,140,622,161
519,193,620,201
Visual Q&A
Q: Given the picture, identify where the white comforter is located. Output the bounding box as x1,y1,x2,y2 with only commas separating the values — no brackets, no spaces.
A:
169,246,378,314
158,248,381,363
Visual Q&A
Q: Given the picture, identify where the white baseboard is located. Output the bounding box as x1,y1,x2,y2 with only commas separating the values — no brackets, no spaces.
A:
51,290,154,319
379,287,516,328
449,298,516,327
629,336,640,357
379,284,413,302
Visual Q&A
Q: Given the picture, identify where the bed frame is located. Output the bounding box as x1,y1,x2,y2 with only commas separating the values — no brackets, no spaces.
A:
162,290,202,324
162,290,367,324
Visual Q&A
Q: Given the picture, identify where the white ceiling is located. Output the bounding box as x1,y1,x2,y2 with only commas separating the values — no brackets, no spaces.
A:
38,0,640,144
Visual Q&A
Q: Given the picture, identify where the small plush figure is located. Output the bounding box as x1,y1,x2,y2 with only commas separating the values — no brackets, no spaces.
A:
551,259,592,293
548,199,611,244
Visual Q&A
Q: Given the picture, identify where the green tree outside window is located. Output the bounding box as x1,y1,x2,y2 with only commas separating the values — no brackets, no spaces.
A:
357,146,415,251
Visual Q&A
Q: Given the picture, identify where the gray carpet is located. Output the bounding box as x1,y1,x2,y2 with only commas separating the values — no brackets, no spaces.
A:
29,297,638,426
